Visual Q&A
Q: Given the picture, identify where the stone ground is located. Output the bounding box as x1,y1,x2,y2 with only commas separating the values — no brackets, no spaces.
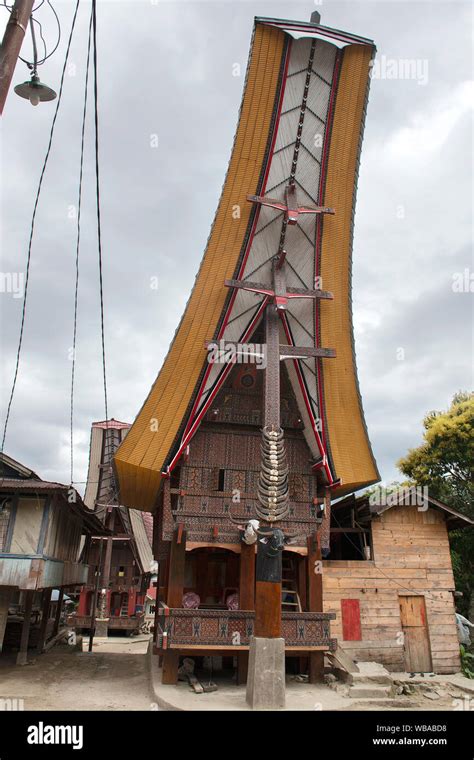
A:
1,636,472,711
0,635,154,711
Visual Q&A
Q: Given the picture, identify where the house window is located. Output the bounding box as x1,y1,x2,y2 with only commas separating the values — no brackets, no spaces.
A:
218,469,225,491
0,501,11,551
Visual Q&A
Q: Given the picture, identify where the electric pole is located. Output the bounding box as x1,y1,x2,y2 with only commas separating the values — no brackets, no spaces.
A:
0,0,35,114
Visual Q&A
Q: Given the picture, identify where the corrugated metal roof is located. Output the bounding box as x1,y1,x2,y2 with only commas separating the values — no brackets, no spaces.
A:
141,512,153,545
83,426,103,510
0,452,40,479
0,478,71,491
129,508,154,573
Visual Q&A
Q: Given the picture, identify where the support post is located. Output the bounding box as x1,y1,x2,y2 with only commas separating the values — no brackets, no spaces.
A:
237,542,255,684
298,556,308,674
36,587,52,654
0,0,35,114
0,588,13,653
246,302,286,708
307,531,324,683
52,588,64,638
162,526,186,684
16,590,34,665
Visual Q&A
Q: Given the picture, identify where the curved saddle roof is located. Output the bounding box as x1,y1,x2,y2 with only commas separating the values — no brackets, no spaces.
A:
115,17,380,511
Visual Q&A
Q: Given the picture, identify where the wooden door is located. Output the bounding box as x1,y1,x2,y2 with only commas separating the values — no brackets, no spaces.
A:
399,596,432,673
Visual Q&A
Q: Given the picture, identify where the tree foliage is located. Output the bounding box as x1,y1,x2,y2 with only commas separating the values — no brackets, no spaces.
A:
397,392,474,616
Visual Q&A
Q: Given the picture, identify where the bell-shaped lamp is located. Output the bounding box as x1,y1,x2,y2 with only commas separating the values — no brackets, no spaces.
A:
14,73,56,106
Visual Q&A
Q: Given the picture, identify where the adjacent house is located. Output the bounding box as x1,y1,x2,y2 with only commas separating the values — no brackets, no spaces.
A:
0,452,105,664
68,420,154,637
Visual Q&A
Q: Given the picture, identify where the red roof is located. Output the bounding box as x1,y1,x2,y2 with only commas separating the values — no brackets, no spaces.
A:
92,419,131,430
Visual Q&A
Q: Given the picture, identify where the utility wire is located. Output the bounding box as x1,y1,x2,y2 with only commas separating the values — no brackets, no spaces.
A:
32,16,47,62
70,8,93,486
91,0,109,427
1,0,81,457
19,0,61,68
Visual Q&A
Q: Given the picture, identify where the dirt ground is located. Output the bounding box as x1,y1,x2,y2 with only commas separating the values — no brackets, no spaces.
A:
1,636,471,712
0,635,154,711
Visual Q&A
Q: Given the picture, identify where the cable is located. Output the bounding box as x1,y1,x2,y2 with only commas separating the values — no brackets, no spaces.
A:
70,8,93,486
32,16,47,62
0,0,81,457
91,0,109,426
18,0,61,68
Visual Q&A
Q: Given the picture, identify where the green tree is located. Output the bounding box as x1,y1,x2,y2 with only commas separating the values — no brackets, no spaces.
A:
397,391,474,616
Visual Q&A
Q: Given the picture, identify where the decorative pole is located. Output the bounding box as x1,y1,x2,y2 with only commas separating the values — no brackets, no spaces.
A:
247,298,288,708
222,174,336,708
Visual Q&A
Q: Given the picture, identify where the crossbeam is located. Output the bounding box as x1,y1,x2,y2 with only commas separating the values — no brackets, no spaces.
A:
247,185,335,226
224,278,333,305
205,340,336,361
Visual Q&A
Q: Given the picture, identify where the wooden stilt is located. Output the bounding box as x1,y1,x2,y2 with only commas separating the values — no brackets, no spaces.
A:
307,531,324,683
0,588,12,653
237,542,255,684
52,588,64,638
36,588,52,654
17,590,34,666
162,526,186,685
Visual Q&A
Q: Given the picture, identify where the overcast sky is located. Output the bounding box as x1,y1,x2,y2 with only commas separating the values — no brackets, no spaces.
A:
1,0,472,495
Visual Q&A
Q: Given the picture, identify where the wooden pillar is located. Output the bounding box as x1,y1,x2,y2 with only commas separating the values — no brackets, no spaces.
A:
162,526,186,685
307,531,324,683
36,587,52,654
298,556,308,674
0,588,13,653
237,542,255,685
128,589,137,617
78,588,88,616
298,556,308,611
52,588,64,637
16,590,34,666
101,510,115,591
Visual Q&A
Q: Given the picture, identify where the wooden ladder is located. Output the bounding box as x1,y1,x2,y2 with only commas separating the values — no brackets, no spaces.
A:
281,556,302,612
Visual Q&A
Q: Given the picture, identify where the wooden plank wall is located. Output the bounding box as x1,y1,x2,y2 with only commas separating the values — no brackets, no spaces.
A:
322,505,460,673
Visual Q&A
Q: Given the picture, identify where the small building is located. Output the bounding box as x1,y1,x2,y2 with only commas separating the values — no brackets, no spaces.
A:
68,420,154,637
0,453,105,664
324,490,473,674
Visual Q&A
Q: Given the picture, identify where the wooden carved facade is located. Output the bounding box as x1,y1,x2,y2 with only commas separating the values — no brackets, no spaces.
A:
159,359,322,546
